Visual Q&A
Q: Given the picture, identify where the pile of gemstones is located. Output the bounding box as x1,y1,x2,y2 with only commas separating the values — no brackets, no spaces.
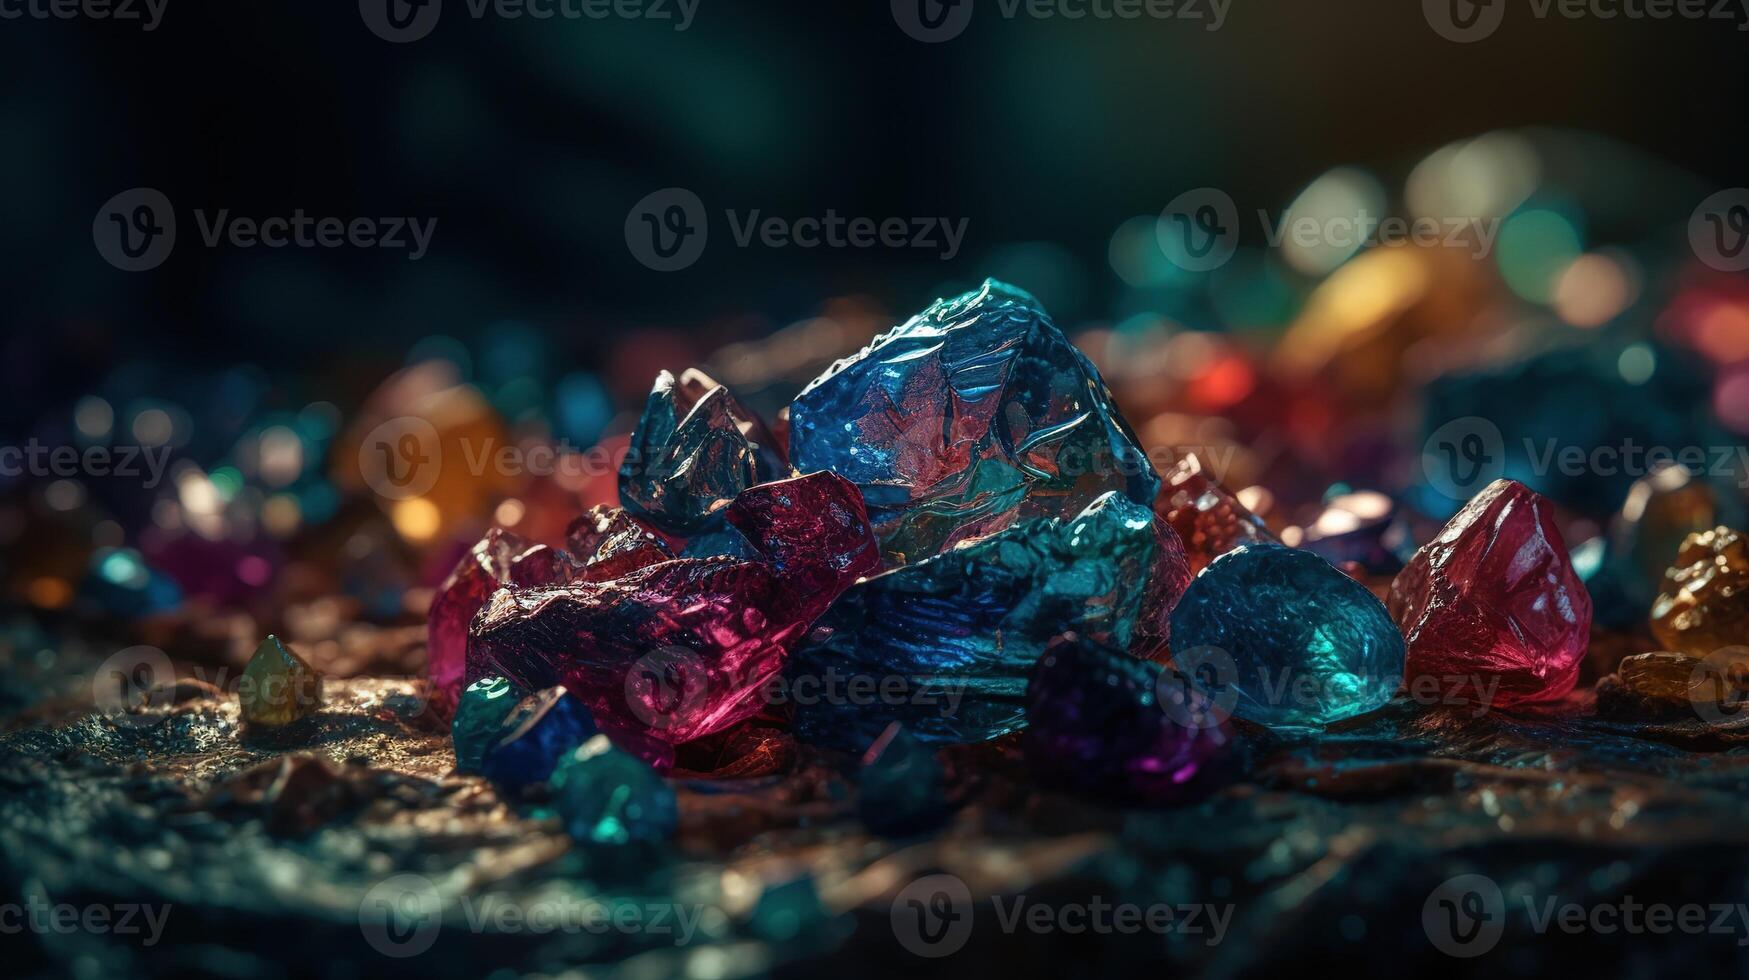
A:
398,279,1742,844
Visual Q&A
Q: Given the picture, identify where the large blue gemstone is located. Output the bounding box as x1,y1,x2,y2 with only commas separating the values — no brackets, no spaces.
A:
788,279,1159,565
1168,543,1404,731
479,686,599,793
788,491,1176,749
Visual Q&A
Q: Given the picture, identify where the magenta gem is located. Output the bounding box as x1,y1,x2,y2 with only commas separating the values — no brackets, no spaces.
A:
467,472,881,744
1389,479,1593,708
426,528,572,718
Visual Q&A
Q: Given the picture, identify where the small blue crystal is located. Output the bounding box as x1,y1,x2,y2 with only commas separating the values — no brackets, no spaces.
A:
1169,543,1404,731
857,723,951,837
789,491,1170,749
789,279,1159,565
549,734,677,845
451,675,525,774
480,686,598,793
620,368,784,536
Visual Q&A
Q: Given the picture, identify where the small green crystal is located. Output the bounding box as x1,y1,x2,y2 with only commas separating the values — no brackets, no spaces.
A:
239,634,322,729
549,735,677,845
451,676,524,773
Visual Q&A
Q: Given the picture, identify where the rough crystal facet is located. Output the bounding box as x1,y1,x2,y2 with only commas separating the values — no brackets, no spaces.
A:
240,634,322,729
1172,543,1404,730
1387,479,1592,708
619,368,785,537
468,472,881,745
1024,637,1231,804
789,491,1187,748
479,686,599,794
1156,454,1277,574
451,676,524,774
549,734,678,845
564,505,675,581
789,279,1159,565
1652,526,1749,658
427,528,572,715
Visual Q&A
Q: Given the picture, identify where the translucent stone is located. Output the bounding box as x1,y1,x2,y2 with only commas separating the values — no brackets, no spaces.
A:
549,734,677,845
789,279,1159,565
426,528,571,716
789,491,1188,749
619,368,785,536
479,686,598,794
1389,480,1591,708
1156,454,1276,574
240,634,322,729
1172,543,1404,731
1652,526,1749,658
451,676,524,774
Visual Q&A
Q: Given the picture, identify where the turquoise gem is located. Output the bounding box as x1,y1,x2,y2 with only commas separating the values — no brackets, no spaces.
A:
451,676,524,773
549,735,678,845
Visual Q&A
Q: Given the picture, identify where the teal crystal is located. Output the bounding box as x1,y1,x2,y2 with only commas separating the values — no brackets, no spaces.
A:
619,368,784,536
451,675,524,773
1169,543,1405,731
789,491,1188,749
549,734,678,845
857,723,951,836
789,279,1160,565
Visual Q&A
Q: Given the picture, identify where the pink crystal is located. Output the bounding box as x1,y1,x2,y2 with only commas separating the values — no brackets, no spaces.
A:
1155,455,1276,574
1388,479,1593,709
467,472,881,744
426,528,573,718
565,505,675,581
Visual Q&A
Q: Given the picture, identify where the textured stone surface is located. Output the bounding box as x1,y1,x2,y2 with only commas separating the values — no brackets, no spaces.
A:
239,635,322,729
1588,465,1725,628
1156,454,1277,574
789,491,1187,749
451,675,524,774
564,505,675,581
856,723,951,836
479,686,598,794
1389,480,1593,708
468,472,881,745
789,279,1159,565
427,528,572,715
550,734,678,845
619,368,785,537
1652,526,1749,658
1172,543,1404,730
1595,651,1749,721
1024,637,1232,804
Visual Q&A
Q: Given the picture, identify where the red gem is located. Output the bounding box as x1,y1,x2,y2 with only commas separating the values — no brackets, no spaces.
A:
565,505,676,581
426,528,571,718
1155,455,1276,574
1389,479,1593,708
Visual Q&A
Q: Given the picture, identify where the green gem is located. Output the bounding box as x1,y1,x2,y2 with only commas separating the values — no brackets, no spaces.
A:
549,735,677,845
451,676,523,773
240,634,322,729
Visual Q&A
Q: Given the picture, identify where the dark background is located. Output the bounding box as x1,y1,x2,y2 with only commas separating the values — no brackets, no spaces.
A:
3,0,1746,389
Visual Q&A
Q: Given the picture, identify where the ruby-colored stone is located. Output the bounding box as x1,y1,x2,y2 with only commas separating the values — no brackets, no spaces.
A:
1155,455,1276,574
468,472,881,745
1389,479,1593,708
565,505,675,581
426,529,574,718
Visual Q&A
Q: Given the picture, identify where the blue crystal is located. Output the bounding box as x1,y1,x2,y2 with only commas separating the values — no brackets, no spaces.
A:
789,491,1172,749
1169,543,1404,731
620,368,784,536
857,723,951,836
450,676,524,774
789,279,1159,565
549,734,677,845
479,686,598,793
